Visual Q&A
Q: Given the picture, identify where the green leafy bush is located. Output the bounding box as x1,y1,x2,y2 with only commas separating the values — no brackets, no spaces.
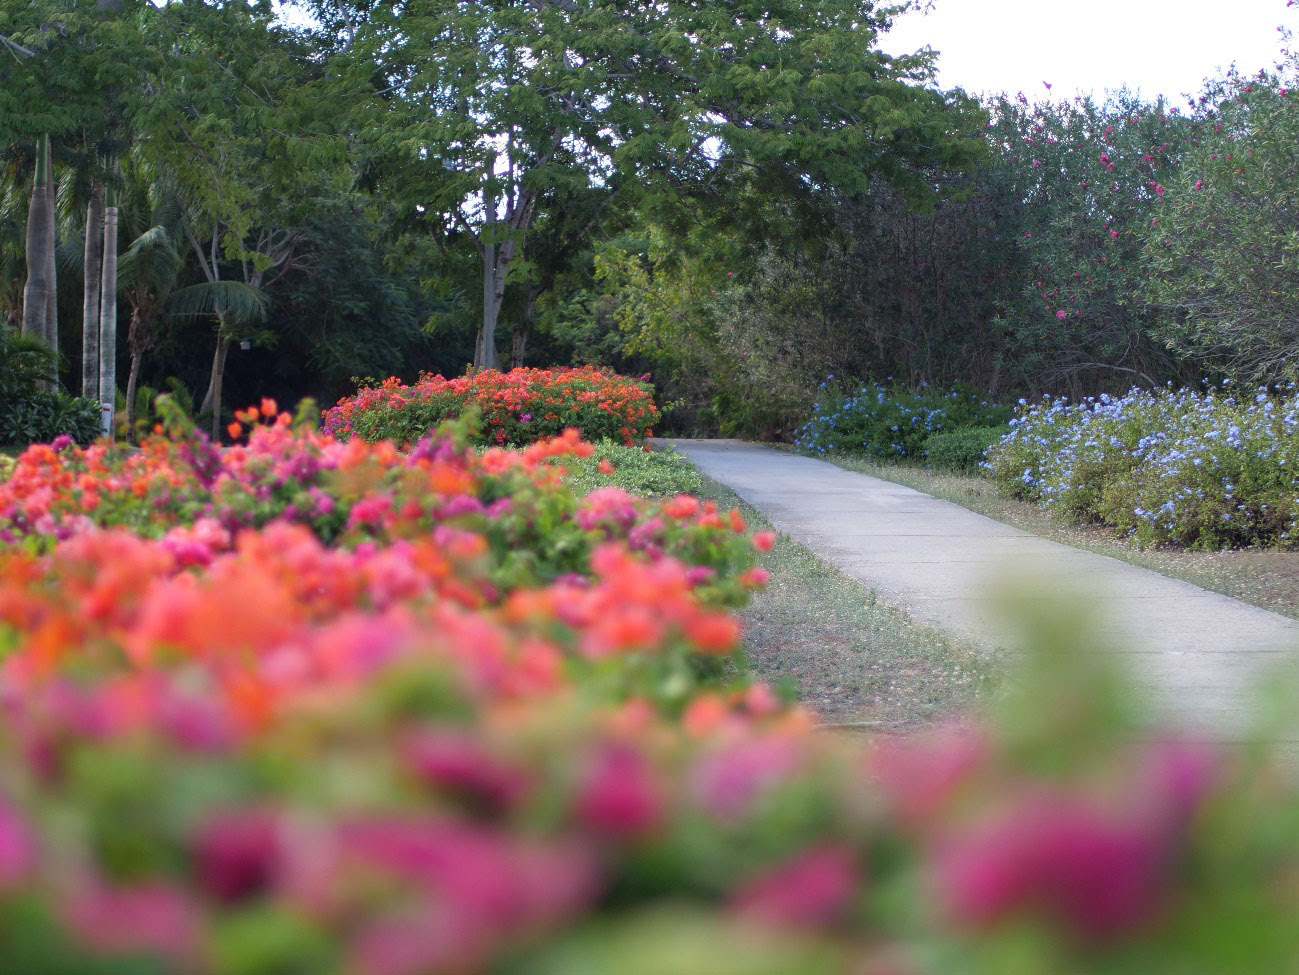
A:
796,381,1011,459
558,441,702,498
0,389,102,447
987,385,1299,549
924,425,1010,474
0,328,101,448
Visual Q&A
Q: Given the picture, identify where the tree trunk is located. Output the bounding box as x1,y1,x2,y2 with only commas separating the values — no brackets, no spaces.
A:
21,137,52,361
125,349,142,441
511,284,541,369
509,324,527,370
98,178,119,434
202,334,232,441
82,182,104,400
476,242,504,371
42,137,57,373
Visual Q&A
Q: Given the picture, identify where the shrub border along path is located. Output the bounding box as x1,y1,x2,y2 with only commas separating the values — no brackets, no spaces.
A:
666,439,1299,741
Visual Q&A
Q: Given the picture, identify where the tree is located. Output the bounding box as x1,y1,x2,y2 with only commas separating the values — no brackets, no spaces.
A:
81,179,103,399
133,0,347,438
326,0,983,369
1144,65,1299,381
98,167,119,428
20,134,55,379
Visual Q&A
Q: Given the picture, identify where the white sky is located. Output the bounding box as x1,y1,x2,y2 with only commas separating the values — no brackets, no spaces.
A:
883,0,1295,103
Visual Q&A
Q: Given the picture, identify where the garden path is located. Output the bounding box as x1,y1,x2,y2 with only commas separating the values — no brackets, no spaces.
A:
666,439,1299,741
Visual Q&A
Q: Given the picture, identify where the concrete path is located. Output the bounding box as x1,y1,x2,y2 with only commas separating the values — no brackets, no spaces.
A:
667,439,1299,740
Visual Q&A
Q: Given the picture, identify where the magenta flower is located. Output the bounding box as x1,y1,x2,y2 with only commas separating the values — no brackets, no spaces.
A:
935,792,1170,937
194,808,282,903
575,742,663,837
0,800,35,887
735,846,859,927
405,728,530,811
66,883,201,964
1055,310,1068,320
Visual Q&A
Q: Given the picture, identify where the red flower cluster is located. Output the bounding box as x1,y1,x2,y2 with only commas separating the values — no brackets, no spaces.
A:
322,367,660,448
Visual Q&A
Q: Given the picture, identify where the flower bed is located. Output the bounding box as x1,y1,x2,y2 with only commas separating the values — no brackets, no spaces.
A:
795,381,1011,460
2,403,1299,971
322,367,660,448
987,385,1299,548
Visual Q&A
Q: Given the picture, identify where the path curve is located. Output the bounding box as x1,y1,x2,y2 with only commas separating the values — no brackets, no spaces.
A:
667,439,1299,739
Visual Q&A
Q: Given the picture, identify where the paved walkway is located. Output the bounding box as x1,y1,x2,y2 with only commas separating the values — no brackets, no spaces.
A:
667,439,1299,740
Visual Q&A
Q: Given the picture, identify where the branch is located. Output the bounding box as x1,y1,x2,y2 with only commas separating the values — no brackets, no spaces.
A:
0,33,36,60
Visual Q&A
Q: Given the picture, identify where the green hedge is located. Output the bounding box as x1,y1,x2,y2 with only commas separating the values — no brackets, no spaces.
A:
923,425,1010,474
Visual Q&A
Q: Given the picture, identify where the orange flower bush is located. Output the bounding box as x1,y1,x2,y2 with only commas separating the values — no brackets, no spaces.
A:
321,367,659,447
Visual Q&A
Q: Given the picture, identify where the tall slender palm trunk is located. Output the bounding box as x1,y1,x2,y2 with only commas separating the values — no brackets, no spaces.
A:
21,135,55,384
42,142,57,368
82,182,104,400
98,174,119,434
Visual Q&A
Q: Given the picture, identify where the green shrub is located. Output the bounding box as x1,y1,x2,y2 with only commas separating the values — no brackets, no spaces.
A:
0,327,101,448
795,380,1011,459
558,441,702,498
924,425,1009,473
0,389,102,447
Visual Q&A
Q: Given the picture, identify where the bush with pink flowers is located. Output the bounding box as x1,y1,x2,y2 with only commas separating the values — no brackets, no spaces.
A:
3,402,1299,972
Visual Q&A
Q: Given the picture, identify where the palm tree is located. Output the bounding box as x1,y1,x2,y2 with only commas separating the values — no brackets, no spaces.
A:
20,136,55,382
115,179,267,437
98,163,118,426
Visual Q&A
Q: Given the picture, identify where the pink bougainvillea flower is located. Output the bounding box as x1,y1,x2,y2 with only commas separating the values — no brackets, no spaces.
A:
735,845,859,927
935,788,1186,939
194,807,283,904
65,882,202,964
575,741,664,837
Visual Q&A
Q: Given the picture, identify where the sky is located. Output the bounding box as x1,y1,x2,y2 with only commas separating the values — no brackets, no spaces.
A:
882,0,1295,103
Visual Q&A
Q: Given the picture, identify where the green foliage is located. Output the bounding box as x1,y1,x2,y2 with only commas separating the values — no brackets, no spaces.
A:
558,442,702,499
1144,67,1299,380
0,326,55,405
0,388,101,447
0,326,100,447
923,425,1010,474
795,381,1012,459
987,385,1299,549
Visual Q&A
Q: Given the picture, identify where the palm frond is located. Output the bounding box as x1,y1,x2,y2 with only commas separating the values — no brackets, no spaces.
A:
163,281,270,328
55,237,83,277
118,226,183,295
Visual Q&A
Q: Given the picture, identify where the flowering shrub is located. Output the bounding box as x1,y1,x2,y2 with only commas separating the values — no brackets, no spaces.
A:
0,550,1297,970
1143,64,1299,378
987,385,1299,548
4,400,1299,970
0,401,750,595
321,367,659,448
795,381,1011,459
